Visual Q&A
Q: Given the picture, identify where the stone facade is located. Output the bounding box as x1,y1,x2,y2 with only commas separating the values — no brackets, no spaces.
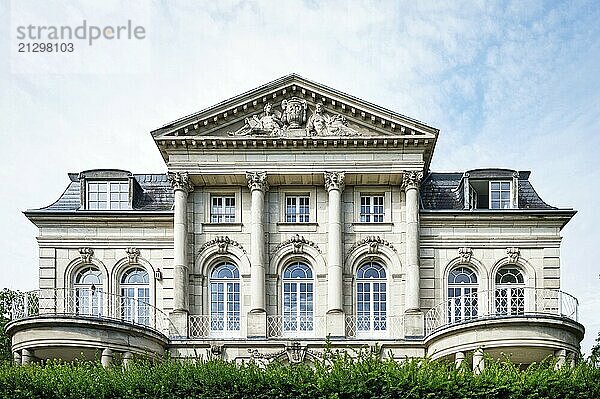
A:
7,75,583,370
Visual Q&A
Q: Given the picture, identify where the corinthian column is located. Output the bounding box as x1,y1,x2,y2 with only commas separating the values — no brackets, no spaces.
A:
168,171,193,336
402,170,425,337
324,171,346,336
246,172,268,337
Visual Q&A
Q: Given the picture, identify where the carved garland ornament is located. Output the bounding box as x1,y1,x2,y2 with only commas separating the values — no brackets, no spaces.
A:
168,172,194,193
246,171,269,192
248,341,323,365
458,247,473,263
198,236,246,255
348,236,397,256
324,171,345,191
78,247,94,263
401,171,424,191
506,247,520,263
275,234,322,254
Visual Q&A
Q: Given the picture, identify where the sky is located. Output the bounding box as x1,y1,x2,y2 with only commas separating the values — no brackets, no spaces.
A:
0,0,598,354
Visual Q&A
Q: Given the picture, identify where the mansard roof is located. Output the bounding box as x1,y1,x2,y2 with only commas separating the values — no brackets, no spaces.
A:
420,170,557,210
26,169,564,216
25,173,173,214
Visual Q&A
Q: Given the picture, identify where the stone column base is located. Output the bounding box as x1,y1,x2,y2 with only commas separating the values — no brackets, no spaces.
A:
403,311,424,338
326,311,346,338
170,310,189,338
247,311,267,338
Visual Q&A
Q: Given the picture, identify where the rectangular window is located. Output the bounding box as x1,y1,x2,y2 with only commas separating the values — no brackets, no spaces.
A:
285,195,310,223
360,195,384,223
489,181,511,209
87,181,129,210
211,196,236,223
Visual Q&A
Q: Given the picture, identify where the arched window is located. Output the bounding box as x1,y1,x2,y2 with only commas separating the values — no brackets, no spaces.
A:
74,266,104,317
120,267,150,326
495,267,525,315
210,262,240,333
356,262,386,333
447,267,478,323
282,262,314,334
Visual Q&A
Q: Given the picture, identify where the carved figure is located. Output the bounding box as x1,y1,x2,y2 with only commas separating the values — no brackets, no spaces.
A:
230,103,282,136
306,103,359,136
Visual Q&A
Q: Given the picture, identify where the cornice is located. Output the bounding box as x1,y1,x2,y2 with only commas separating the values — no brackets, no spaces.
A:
24,211,174,227
419,209,576,229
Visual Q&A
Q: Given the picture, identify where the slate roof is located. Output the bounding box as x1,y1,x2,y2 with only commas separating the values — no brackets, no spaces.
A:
29,174,174,213
31,169,556,213
421,171,556,210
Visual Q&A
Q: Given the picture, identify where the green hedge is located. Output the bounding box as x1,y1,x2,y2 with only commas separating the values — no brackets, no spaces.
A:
0,351,599,399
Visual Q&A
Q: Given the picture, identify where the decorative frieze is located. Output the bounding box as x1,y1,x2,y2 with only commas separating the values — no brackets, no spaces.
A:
168,172,194,193
198,236,246,255
506,247,520,263
248,341,322,364
348,236,397,256
275,234,322,254
324,171,345,191
401,170,424,191
246,171,269,192
458,247,473,263
126,247,140,264
78,247,94,263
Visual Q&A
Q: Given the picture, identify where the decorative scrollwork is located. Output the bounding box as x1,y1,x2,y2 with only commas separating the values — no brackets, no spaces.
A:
347,236,397,256
275,234,322,254
78,247,94,263
401,171,423,191
506,247,520,263
246,171,269,192
324,171,345,191
458,247,473,263
126,247,140,264
168,172,194,193
198,236,246,255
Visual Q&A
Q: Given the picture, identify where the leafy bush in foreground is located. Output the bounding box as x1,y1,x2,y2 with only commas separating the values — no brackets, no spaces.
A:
0,349,599,399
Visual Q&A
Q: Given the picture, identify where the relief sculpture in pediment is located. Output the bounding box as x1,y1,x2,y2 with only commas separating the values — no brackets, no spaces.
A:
229,98,360,137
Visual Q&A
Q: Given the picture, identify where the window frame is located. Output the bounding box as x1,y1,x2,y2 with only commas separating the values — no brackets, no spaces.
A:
210,195,237,224
85,179,131,210
209,262,242,337
203,187,243,231
489,180,512,210
494,266,526,316
281,261,315,337
285,194,311,223
120,267,151,326
73,266,105,317
353,187,392,226
278,187,317,229
446,266,479,324
355,261,388,337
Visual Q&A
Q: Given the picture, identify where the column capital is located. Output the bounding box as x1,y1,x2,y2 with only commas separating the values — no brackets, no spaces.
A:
324,171,345,192
168,172,194,193
401,170,423,191
246,171,269,192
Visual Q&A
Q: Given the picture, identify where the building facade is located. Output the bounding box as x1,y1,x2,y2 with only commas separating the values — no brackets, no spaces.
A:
7,75,584,369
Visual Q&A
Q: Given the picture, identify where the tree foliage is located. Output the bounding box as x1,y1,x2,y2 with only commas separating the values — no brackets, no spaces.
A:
0,289,18,363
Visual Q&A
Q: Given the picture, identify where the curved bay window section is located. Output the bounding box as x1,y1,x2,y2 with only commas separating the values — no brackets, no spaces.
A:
495,267,525,316
282,262,314,335
447,267,478,324
210,262,241,335
356,262,387,334
120,267,150,326
74,267,104,317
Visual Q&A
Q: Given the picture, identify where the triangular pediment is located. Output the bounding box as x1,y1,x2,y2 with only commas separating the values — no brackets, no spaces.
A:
151,74,439,140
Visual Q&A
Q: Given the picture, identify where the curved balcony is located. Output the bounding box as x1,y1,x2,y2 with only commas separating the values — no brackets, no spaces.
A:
424,288,584,363
7,288,177,363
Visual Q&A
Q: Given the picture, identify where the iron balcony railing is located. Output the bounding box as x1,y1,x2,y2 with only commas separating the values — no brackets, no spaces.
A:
266,315,326,338
345,315,404,338
10,288,177,337
424,287,578,336
188,314,244,338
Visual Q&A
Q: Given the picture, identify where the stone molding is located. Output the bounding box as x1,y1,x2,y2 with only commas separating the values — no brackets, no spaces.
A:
458,247,473,263
198,236,246,255
324,171,345,191
248,341,322,364
246,171,269,192
78,247,94,263
348,235,397,256
168,172,194,193
275,233,322,254
401,171,424,191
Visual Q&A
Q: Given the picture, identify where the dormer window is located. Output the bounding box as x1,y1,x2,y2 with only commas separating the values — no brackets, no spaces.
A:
87,181,129,210
79,170,134,210
489,181,511,209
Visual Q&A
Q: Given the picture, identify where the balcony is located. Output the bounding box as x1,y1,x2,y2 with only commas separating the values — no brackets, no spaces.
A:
345,315,404,339
425,287,579,335
267,315,325,338
188,315,244,338
7,288,174,362
424,288,584,362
